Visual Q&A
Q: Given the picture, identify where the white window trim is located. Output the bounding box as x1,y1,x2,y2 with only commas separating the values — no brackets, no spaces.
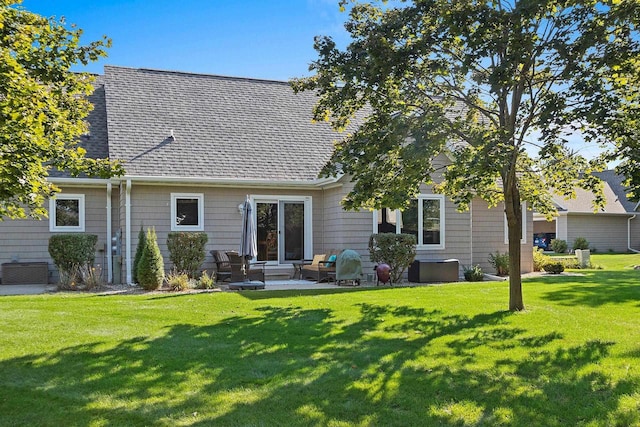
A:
504,202,527,245
372,194,446,250
49,194,86,232
171,193,204,231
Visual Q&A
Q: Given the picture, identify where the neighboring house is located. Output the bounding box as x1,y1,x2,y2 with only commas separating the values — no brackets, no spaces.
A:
533,170,640,253
0,66,533,285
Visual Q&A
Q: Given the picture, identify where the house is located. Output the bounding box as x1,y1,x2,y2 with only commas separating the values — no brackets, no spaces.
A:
533,170,640,253
0,66,533,285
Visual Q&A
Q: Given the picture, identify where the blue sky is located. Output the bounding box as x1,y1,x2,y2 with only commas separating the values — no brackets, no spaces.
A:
19,0,349,81
17,0,604,160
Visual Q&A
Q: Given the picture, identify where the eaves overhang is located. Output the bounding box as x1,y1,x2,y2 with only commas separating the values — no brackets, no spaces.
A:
113,174,342,189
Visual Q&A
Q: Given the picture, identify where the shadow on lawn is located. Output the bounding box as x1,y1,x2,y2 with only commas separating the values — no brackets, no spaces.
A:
0,304,637,425
532,269,640,307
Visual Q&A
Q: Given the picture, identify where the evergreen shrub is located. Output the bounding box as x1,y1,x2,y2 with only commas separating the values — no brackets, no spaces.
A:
137,228,165,290
132,226,146,284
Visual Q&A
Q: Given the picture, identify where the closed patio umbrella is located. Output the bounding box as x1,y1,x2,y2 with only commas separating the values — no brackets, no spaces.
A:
240,195,257,261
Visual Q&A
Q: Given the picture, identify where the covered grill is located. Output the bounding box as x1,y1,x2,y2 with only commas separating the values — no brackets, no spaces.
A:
335,249,363,286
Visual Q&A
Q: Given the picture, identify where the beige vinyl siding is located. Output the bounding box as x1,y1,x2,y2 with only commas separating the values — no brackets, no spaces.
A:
126,184,323,281
321,180,373,268
405,183,471,279
471,199,533,274
534,219,556,234
0,186,109,283
565,214,632,253
556,215,568,241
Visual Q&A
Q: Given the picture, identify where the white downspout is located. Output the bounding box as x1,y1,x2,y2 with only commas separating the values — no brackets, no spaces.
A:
106,182,113,283
125,179,132,284
469,201,473,266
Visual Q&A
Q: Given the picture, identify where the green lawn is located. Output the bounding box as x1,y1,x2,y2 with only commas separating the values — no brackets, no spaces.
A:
1,254,639,426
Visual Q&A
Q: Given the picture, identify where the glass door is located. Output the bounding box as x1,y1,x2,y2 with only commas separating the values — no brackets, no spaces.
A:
256,202,278,262
255,199,307,264
281,201,304,261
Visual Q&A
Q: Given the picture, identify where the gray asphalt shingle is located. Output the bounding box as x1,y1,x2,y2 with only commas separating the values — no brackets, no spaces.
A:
103,66,344,182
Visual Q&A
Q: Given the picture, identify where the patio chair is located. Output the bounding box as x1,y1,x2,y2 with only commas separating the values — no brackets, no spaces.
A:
300,251,339,282
226,252,266,284
210,250,233,282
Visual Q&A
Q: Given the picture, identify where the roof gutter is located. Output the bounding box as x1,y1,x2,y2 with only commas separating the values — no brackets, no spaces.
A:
116,174,341,189
49,177,113,186
49,174,345,189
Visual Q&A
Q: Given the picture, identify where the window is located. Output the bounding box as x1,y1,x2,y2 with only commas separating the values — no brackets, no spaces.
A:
171,193,204,231
504,202,527,244
49,194,85,232
374,195,445,249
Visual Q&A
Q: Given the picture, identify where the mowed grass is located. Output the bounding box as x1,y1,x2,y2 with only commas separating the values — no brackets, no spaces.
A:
0,254,639,426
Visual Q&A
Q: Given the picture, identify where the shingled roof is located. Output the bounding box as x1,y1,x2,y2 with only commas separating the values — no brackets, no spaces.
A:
50,74,110,178
550,170,637,214
103,66,344,184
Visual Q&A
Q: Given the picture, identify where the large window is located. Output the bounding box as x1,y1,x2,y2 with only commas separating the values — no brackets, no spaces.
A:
375,195,445,249
49,194,85,232
171,193,204,231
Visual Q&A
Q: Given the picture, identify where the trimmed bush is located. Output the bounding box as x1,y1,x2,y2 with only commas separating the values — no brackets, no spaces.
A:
533,247,550,272
544,262,565,274
463,265,484,282
48,234,98,273
137,228,165,290
167,232,208,278
368,233,416,284
573,237,590,251
550,239,568,254
132,226,146,284
488,251,509,276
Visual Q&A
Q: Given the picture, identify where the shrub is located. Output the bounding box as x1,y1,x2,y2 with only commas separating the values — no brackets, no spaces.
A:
368,233,416,284
488,251,510,276
196,270,216,289
533,247,550,272
48,234,98,273
550,239,568,254
573,237,590,251
561,258,581,269
544,262,565,274
166,270,192,291
78,264,105,290
463,265,484,282
167,232,208,278
132,226,146,284
137,227,165,290
57,268,80,291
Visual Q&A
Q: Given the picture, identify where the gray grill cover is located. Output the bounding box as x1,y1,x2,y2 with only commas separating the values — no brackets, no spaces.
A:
336,250,363,281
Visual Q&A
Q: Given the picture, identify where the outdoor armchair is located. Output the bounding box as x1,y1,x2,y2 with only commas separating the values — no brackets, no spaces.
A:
211,250,233,282
226,252,266,283
300,251,339,282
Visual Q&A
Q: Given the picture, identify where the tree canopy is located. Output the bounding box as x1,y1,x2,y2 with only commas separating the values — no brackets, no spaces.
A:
292,0,640,311
0,0,123,220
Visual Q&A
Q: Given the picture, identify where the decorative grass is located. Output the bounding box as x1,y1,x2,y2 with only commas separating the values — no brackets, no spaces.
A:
0,254,638,426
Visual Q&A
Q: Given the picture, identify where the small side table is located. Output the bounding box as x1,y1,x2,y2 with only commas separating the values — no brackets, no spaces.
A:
291,259,312,280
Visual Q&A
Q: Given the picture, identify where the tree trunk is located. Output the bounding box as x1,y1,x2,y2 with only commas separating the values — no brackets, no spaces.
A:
504,178,525,311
